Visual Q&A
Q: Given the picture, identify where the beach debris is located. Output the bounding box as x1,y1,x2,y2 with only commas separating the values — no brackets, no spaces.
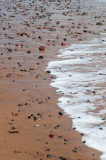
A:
49,134,54,138
39,46,45,51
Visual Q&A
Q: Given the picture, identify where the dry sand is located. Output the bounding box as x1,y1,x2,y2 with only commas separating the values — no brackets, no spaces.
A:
0,0,105,159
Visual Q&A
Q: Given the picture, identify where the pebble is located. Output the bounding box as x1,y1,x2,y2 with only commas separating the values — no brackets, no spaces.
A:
49,134,54,138
61,42,66,46
26,50,31,54
34,125,39,127
39,46,45,51
72,147,79,152
38,56,44,59
11,126,16,130
14,150,21,154
54,125,60,129
33,116,38,121
59,156,67,160
18,104,23,107
47,154,52,158
58,111,64,115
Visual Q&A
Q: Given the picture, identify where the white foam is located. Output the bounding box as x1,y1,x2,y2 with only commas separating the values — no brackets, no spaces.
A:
47,37,106,160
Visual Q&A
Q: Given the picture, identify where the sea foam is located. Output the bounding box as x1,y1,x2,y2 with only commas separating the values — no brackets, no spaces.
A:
47,36,106,160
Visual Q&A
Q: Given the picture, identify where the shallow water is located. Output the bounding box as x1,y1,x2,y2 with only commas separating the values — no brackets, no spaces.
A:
47,35,106,160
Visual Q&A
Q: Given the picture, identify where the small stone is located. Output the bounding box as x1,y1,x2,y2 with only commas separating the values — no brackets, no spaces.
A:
58,111,64,115
47,154,52,158
33,116,38,121
8,48,12,52
14,150,21,154
96,22,103,26
61,42,66,46
99,127,103,130
18,104,23,107
28,116,31,119
26,50,31,54
46,70,51,74
49,134,54,138
39,46,45,51
72,147,79,152
54,125,60,129
83,140,86,143
11,126,16,130
38,56,44,59
59,156,67,160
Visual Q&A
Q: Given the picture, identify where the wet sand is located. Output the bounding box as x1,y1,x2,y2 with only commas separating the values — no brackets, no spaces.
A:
0,0,105,160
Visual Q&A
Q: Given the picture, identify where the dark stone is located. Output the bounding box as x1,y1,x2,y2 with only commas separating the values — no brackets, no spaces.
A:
28,116,31,119
96,22,103,26
47,154,52,158
8,48,12,52
33,116,38,121
58,111,64,115
83,140,86,143
38,56,44,59
18,104,23,106
11,126,16,130
26,50,31,54
59,156,67,160
99,127,103,130
54,125,60,129
46,70,51,74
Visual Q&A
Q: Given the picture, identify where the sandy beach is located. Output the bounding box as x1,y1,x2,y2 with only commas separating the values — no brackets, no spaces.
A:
0,0,106,160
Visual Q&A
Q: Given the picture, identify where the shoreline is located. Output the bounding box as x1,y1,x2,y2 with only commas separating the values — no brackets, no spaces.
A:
0,0,105,159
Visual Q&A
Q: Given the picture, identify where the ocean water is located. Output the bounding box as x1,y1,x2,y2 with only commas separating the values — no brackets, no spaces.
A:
47,35,106,160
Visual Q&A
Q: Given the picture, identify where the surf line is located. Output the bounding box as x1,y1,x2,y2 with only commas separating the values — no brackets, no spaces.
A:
47,36,106,160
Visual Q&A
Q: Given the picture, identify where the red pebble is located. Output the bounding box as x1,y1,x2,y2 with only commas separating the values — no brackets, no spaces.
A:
32,100,35,102
6,74,12,77
15,44,19,47
22,32,27,35
49,134,54,138
39,46,45,51
15,113,18,116
61,42,66,46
